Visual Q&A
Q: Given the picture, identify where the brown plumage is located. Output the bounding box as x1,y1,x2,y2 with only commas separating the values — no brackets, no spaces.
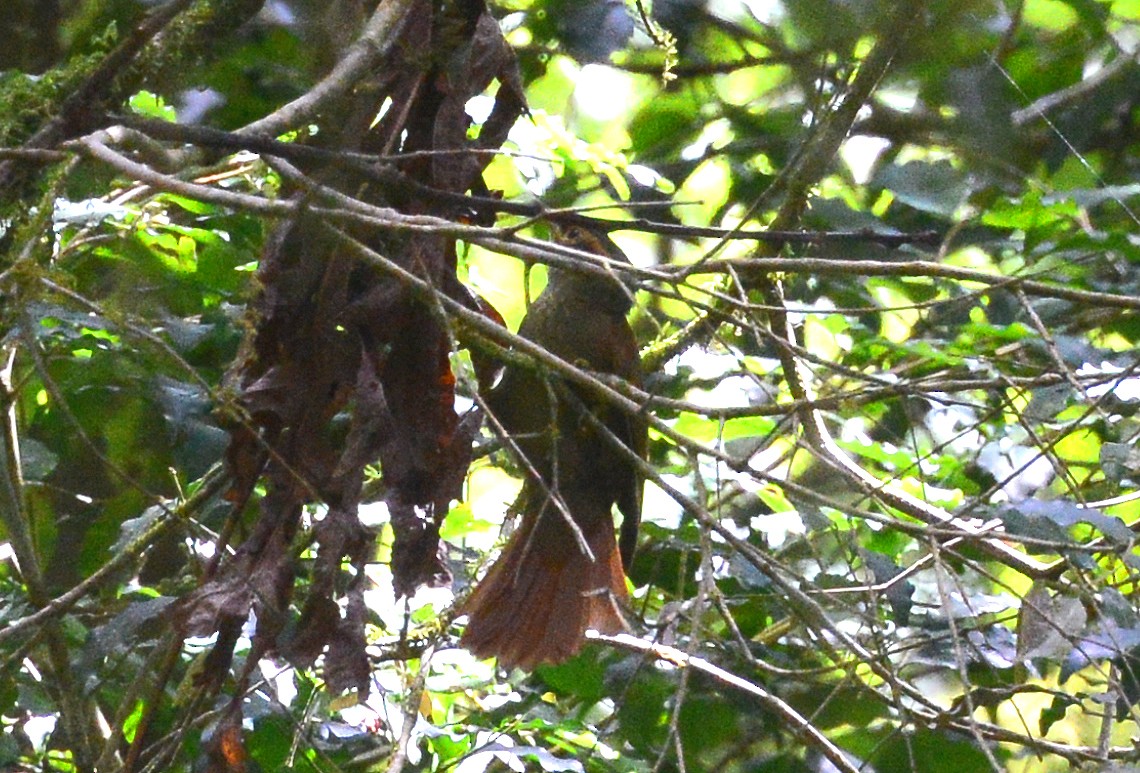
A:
460,225,646,670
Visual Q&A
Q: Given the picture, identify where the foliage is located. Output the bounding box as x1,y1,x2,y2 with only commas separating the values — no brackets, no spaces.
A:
3,1,1140,772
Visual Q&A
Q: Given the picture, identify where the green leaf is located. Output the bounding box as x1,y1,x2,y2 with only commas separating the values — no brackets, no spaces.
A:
873,159,970,217
128,90,176,121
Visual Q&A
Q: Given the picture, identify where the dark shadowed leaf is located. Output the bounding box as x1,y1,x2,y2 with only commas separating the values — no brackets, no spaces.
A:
873,160,971,217
1017,583,1087,663
998,499,1132,546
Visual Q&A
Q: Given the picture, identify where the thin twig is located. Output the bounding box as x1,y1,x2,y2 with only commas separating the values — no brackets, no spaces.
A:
587,632,861,773
385,648,433,773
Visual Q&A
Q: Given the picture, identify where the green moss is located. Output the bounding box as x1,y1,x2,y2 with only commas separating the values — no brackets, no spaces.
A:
124,0,266,98
0,47,106,147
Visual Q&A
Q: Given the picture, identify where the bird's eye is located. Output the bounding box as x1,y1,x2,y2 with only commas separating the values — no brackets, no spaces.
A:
552,223,604,255
564,226,589,245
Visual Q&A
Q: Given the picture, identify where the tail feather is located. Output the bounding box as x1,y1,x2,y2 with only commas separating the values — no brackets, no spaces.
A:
460,505,627,670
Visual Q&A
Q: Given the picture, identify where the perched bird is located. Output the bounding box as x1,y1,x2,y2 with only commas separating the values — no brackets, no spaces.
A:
460,223,647,670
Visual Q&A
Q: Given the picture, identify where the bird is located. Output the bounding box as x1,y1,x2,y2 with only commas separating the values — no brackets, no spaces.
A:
459,222,647,670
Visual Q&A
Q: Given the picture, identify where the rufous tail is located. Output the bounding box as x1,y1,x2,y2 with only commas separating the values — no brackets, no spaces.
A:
460,505,628,670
